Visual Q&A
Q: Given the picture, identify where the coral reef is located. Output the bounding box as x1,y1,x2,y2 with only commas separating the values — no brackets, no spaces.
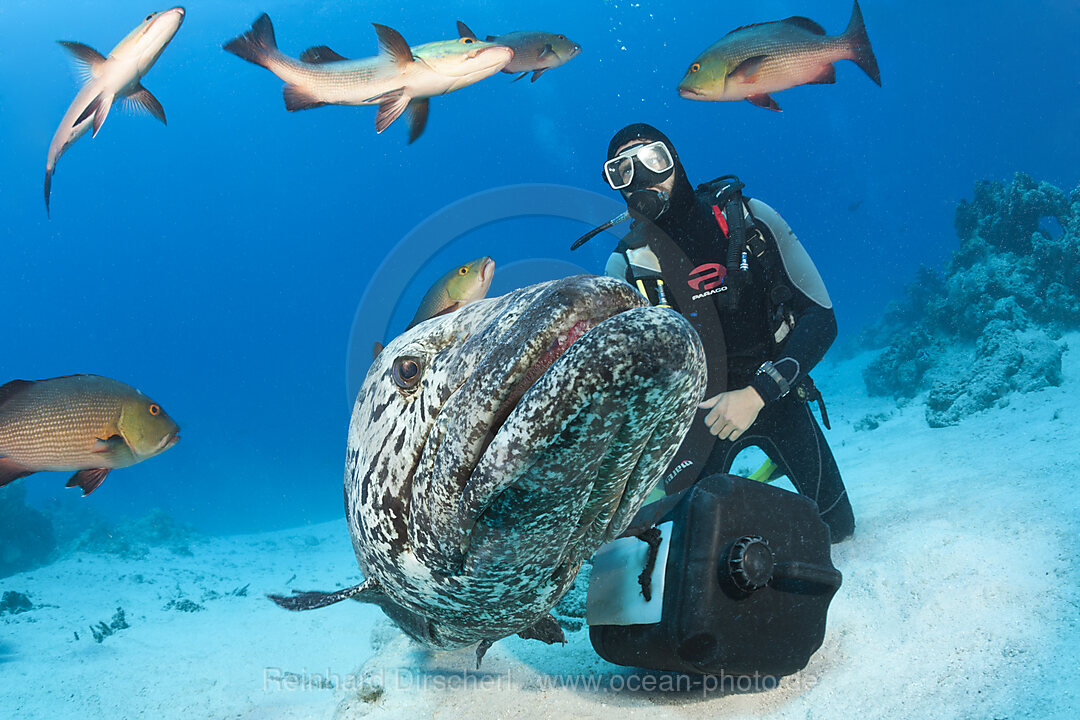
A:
0,590,33,616
90,607,130,643
164,599,205,613
68,508,199,559
864,173,1077,425
0,481,56,578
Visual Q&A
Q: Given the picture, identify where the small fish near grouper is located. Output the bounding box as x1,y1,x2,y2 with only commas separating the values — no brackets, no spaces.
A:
0,375,180,496
407,256,495,329
45,7,185,215
677,0,880,112
270,276,706,666
223,14,514,143
373,256,495,360
455,22,581,82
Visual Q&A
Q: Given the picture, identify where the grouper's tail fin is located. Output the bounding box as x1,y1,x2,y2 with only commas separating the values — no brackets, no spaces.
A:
267,578,380,611
843,0,880,86
223,13,278,69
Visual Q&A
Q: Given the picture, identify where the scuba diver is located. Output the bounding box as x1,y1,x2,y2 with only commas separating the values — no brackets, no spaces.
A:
577,123,855,542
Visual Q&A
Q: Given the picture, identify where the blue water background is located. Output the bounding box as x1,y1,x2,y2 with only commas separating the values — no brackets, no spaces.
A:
0,0,1077,533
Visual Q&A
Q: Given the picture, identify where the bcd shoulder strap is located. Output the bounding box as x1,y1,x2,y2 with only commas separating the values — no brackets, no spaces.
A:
697,175,795,344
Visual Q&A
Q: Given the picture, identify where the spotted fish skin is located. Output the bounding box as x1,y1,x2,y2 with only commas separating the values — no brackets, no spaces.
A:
345,275,706,649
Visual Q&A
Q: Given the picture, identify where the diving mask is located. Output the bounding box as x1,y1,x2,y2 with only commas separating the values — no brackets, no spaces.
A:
603,141,675,191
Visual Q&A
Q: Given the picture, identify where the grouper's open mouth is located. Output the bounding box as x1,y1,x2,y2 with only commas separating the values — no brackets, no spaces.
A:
474,277,648,449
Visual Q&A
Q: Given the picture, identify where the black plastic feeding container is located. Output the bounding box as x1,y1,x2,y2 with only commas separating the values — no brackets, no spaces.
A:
587,473,842,678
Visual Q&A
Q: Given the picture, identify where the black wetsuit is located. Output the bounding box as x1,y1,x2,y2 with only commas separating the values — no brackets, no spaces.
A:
604,124,855,542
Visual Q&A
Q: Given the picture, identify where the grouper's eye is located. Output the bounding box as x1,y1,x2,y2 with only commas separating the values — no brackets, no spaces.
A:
392,356,424,391
145,13,155,21
460,37,475,44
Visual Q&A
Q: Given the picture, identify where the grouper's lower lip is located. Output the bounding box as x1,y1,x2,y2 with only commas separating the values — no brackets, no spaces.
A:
678,87,705,99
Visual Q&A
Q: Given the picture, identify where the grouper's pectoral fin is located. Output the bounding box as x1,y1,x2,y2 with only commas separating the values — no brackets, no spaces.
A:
516,613,566,645
267,577,382,611
476,614,566,668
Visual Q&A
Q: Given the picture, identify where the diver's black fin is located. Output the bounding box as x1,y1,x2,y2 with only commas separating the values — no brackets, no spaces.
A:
268,578,381,611
747,93,781,112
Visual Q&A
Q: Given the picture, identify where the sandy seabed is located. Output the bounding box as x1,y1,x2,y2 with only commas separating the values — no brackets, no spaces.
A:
3,335,1079,719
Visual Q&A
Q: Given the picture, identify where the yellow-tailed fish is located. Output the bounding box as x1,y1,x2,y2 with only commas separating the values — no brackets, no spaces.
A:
0,375,180,496
456,22,580,82
677,0,880,111
407,256,495,329
223,15,514,143
45,7,185,215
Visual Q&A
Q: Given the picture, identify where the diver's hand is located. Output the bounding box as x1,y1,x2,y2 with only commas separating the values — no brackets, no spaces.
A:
699,387,765,441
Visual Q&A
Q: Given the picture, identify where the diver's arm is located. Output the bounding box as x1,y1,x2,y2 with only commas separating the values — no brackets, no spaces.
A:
700,302,835,440
742,199,838,405
750,302,837,405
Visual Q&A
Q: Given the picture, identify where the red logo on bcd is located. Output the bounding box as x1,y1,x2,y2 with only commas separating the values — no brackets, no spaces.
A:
688,263,727,291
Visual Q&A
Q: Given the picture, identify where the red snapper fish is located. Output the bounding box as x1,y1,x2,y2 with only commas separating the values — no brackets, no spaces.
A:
677,0,880,111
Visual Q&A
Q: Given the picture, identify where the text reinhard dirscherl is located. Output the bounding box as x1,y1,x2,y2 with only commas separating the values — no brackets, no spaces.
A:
263,667,818,696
